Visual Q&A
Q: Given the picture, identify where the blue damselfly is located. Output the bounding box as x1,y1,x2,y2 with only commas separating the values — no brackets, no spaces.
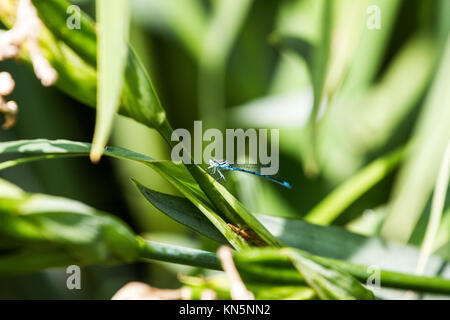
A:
207,158,292,189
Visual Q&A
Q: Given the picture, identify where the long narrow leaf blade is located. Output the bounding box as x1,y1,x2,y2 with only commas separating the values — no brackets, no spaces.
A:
382,36,450,242
91,0,130,162
132,180,228,244
188,165,281,247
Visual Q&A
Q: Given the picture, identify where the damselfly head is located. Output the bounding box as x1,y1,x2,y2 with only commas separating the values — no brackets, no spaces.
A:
209,158,220,167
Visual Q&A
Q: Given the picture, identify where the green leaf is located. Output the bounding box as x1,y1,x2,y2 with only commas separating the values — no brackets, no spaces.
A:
31,0,172,142
382,36,450,242
0,177,25,199
435,208,450,259
303,0,332,175
343,0,403,91
132,180,228,244
91,0,130,162
413,141,450,276
31,0,97,66
134,181,282,248
1,1,98,107
284,249,374,300
346,35,437,153
141,167,249,250
316,32,437,184
305,147,404,225
0,192,141,273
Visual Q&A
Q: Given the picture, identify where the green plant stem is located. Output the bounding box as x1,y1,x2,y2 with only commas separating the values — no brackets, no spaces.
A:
305,147,404,225
319,256,450,295
138,238,222,270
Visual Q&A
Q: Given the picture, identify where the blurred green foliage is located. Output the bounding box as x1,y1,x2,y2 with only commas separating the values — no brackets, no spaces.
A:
0,0,449,299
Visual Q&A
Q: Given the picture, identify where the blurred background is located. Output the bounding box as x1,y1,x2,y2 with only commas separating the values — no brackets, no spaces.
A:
0,0,449,299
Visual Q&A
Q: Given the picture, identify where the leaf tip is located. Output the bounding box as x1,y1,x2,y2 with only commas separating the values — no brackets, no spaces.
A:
89,145,104,163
